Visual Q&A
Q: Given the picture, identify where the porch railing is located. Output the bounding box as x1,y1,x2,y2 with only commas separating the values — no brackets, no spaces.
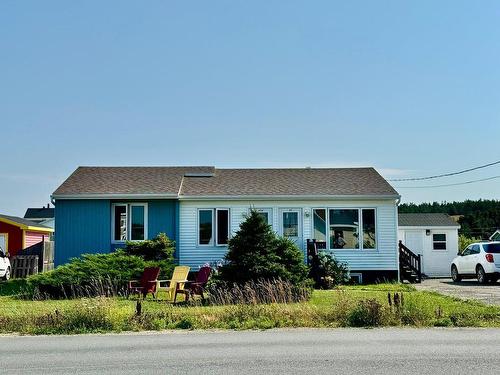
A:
398,240,422,283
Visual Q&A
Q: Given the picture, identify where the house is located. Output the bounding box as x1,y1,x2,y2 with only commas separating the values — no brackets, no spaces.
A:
0,214,54,257
398,213,460,277
24,205,55,229
489,229,500,241
52,166,401,282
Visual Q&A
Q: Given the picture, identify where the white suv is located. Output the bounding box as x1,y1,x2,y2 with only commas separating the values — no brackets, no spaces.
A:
451,242,500,284
0,246,11,281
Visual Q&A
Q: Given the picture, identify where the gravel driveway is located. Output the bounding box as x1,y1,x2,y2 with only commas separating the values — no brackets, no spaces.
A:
416,278,500,305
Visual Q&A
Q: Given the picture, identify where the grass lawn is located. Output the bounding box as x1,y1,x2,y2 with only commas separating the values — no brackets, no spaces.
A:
1,282,499,334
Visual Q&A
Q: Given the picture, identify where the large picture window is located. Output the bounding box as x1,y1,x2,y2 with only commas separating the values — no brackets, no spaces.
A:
112,203,147,242
329,209,359,249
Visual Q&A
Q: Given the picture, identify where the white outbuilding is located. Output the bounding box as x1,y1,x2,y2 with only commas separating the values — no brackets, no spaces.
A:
398,213,460,277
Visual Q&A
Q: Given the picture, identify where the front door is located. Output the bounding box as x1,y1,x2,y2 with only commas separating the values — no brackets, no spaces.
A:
404,231,424,273
280,209,302,247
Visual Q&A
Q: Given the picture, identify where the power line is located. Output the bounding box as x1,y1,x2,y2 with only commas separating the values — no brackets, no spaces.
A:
394,175,500,189
388,159,500,182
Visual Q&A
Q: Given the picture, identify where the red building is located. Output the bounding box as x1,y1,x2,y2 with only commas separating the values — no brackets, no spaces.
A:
0,214,54,257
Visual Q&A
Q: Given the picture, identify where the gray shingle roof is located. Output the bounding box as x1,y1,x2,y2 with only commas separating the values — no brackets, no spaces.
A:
0,214,53,230
181,168,399,197
52,166,215,196
398,213,460,227
52,166,399,198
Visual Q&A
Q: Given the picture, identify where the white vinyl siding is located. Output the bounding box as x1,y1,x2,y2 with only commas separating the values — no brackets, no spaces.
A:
398,227,459,277
179,199,398,270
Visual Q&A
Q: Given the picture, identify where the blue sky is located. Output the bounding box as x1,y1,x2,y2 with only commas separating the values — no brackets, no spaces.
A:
1,1,499,216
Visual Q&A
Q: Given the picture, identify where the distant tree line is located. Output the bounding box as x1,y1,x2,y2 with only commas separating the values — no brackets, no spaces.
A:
399,199,500,239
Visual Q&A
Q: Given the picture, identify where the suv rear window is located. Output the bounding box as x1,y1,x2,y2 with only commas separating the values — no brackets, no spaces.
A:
483,243,500,253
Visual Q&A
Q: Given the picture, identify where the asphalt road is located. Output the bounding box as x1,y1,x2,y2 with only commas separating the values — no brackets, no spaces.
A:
2,329,499,374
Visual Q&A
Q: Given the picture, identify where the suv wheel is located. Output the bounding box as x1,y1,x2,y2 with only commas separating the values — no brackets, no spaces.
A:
2,267,10,281
451,265,461,282
476,265,488,284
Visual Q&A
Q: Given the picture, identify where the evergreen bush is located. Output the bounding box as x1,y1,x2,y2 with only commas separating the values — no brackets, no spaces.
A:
216,209,309,286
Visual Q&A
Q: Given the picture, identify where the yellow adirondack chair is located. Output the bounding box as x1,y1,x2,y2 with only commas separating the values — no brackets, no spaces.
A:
158,266,190,302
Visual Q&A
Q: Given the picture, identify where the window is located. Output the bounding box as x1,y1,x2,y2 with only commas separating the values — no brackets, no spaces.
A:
362,209,376,249
216,209,229,246
461,245,472,256
198,209,213,245
432,233,447,250
313,209,327,242
255,208,272,225
282,211,299,237
329,209,359,249
131,205,145,241
198,208,231,246
471,244,480,254
112,203,147,242
483,243,500,253
113,205,127,241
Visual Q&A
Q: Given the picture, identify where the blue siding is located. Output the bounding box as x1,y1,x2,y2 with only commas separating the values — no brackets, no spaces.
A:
55,200,111,265
55,199,178,266
148,200,176,240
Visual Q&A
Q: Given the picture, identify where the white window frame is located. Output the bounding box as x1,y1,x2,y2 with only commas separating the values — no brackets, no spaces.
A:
432,233,447,251
111,203,148,243
198,209,215,246
312,207,378,251
350,272,363,284
312,208,327,243
129,203,148,242
216,208,230,246
255,208,273,227
328,208,361,251
197,208,231,247
360,208,377,251
280,208,301,239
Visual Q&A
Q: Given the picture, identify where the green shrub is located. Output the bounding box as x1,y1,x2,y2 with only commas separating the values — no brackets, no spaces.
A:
124,233,175,278
124,233,174,260
348,299,385,327
217,209,309,286
27,233,177,299
310,251,350,289
28,251,147,299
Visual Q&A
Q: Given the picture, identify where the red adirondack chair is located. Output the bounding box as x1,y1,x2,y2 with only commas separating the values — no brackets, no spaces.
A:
128,267,161,299
183,266,211,301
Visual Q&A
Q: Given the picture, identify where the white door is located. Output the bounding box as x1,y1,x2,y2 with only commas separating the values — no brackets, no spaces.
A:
280,209,302,248
404,231,425,273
